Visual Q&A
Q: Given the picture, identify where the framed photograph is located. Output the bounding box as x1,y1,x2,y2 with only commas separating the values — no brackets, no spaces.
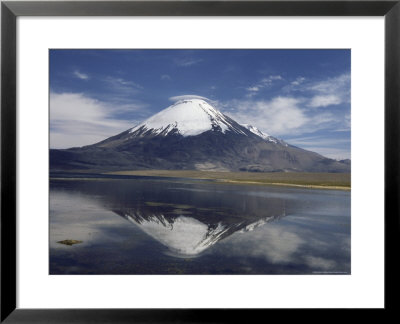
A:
1,0,399,322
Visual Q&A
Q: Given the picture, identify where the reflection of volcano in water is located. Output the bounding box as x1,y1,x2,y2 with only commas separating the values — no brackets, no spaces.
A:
54,178,287,257
112,200,285,256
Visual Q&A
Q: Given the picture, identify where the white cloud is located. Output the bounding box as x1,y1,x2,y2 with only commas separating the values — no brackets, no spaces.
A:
306,73,350,107
308,94,342,108
222,97,309,136
161,74,171,80
73,70,89,80
284,73,350,106
309,73,350,94
291,76,306,86
261,75,283,84
219,93,348,158
174,58,203,67
245,75,283,96
246,86,259,92
338,113,351,131
50,92,138,148
225,72,351,158
105,76,143,88
103,76,143,96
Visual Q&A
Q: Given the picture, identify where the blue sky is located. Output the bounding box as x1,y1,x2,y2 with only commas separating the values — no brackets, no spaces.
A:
50,49,350,159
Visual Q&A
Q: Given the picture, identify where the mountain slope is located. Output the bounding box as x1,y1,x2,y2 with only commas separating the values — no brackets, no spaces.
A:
50,98,350,173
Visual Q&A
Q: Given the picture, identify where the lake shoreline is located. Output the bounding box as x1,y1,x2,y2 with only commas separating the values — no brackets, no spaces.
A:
104,170,351,191
214,179,350,190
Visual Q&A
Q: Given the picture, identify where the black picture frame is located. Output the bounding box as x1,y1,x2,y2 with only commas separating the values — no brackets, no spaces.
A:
1,0,399,322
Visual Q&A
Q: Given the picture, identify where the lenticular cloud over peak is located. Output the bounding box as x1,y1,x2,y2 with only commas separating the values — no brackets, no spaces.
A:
168,95,211,102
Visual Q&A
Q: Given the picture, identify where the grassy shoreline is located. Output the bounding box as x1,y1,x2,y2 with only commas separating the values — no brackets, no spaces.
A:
105,170,351,190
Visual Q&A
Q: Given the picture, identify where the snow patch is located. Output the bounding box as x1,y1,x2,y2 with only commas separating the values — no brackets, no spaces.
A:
242,124,277,143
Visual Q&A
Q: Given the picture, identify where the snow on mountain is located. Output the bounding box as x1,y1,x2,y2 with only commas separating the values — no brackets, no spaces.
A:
242,124,270,138
242,124,277,143
128,98,281,144
129,99,246,137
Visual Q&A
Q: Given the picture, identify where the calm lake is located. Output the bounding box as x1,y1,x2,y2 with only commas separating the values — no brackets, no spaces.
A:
49,174,350,275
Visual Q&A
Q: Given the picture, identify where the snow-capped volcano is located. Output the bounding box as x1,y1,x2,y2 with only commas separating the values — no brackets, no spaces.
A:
128,99,285,145
129,99,246,137
50,97,351,173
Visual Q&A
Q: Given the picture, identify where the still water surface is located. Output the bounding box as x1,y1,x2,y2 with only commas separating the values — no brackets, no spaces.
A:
50,175,350,274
